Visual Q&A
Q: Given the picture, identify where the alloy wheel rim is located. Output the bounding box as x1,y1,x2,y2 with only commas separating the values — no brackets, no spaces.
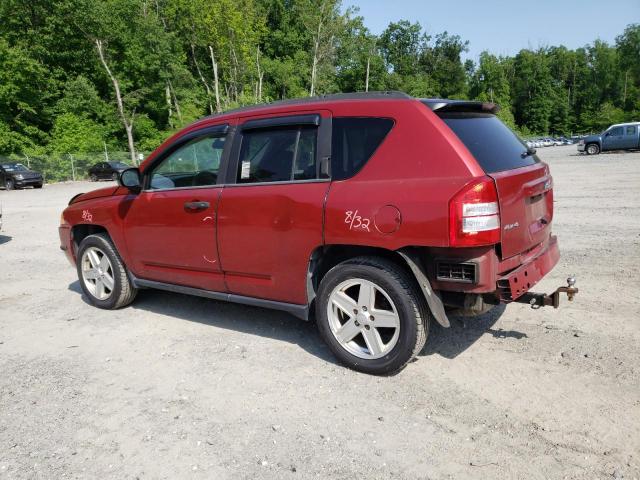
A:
81,247,115,301
327,278,400,360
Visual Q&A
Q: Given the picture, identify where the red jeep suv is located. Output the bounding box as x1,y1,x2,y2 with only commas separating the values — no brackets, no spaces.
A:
59,92,576,374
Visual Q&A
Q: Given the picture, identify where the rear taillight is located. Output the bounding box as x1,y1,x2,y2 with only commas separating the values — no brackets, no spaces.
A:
449,176,500,247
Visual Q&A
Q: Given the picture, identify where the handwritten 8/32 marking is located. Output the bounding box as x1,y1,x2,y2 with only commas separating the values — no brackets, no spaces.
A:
345,210,370,232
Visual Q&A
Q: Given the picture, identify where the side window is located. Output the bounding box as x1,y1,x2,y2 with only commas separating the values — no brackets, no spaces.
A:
149,135,225,189
331,118,394,180
609,127,623,136
626,126,637,136
238,126,317,183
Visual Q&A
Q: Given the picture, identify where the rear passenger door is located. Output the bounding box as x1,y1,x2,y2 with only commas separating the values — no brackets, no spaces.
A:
620,125,638,149
217,112,331,304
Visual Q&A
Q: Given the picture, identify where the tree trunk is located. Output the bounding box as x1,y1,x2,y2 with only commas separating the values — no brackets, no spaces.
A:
191,44,214,115
95,39,137,165
168,79,182,123
208,45,222,112
309,1,327,97
365,55,370,92
310,36,320,96
165,82,174,128
256,46,263,102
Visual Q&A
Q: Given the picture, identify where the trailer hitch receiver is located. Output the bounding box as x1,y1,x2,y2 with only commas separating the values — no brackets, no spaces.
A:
515,275,579,309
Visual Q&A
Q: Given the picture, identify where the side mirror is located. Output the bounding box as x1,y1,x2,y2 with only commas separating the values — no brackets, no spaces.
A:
604,132,611,137
119,168,142,192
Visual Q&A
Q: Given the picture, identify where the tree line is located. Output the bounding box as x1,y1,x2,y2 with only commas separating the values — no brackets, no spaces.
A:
1,0,638,164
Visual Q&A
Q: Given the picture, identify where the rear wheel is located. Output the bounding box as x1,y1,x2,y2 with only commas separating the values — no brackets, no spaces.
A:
76,233,137,309
316,256,429,375
90,174,98,182
111,172,119,181
586,143,600,155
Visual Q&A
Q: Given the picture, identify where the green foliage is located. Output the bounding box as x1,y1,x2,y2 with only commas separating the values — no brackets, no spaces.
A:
49,113,105,154
0,0,637,170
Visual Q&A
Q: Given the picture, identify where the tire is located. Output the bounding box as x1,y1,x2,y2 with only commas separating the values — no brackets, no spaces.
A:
586,143,600,155
90,174,98,182
5,179,15,190
34,183,43,189
111,172,119,182
76,233,137,309
316,256,429,375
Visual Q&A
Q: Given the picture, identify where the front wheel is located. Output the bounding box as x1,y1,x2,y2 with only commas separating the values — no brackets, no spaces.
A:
5,179,15,190
90,174,98,182
76,233,137,309
316,256,429,375
586,143,600,155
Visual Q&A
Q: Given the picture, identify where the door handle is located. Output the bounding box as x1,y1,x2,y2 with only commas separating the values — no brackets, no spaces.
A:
184,201,210,211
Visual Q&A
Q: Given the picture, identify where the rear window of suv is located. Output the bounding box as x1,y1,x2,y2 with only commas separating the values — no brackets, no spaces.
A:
439,112,538,173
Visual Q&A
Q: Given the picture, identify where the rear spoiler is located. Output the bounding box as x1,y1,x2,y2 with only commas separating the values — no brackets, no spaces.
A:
421,98,500,115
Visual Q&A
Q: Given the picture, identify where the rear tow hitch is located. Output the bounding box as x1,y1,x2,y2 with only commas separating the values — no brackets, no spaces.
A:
515,275,578,309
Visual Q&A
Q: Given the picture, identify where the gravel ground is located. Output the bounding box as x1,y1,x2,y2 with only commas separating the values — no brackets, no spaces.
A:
1,146,639,479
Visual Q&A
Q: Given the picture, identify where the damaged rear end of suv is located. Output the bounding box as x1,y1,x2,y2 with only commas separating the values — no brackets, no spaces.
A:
422,99,578,317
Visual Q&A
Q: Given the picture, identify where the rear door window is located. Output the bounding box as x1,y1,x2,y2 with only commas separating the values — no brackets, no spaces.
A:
331,118,394,180
237,126,318,183
439,112,538,173
625,126,636,135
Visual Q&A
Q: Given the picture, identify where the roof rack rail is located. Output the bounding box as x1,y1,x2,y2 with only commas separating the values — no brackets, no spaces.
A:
204,91,413,119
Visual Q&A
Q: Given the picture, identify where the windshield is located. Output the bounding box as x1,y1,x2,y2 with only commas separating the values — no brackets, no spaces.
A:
109,162,128,168
439,113,539,173
1,163,28,172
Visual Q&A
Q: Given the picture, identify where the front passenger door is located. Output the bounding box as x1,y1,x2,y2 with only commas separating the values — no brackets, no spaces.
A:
602,126,624,151
123,125,229,291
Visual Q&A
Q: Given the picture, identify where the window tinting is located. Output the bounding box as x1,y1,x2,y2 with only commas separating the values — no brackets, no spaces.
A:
626,126,636,135
439,113,538,173
238,126,317,183
609,127,623,136
331,118,394,180
149,135,225,189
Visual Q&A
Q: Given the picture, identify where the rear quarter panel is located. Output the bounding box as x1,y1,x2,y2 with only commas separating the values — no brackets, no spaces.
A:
324,100,483,249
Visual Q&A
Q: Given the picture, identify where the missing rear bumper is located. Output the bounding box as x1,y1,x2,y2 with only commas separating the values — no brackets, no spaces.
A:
513,275,579,309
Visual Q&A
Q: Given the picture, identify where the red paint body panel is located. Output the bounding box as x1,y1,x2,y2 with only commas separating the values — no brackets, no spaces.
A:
500,235,560,299
217,182,329,304
122,188,225,291
489,163,553,259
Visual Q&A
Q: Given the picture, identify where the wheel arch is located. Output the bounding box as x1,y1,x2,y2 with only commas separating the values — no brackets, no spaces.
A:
71,224,111,257
307,244,449,327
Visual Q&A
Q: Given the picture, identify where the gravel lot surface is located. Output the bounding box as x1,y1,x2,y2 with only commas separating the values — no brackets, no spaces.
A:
1,146,639,479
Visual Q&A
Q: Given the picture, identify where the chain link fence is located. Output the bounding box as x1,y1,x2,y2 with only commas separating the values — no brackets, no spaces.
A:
0,151,148,183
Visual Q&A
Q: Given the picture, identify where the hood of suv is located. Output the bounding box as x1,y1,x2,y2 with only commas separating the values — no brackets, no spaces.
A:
69,186,122,205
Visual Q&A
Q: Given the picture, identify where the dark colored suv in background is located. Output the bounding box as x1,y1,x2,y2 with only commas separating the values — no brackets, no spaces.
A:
59,92,578,374
1,163,44,189
88,162,130,181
